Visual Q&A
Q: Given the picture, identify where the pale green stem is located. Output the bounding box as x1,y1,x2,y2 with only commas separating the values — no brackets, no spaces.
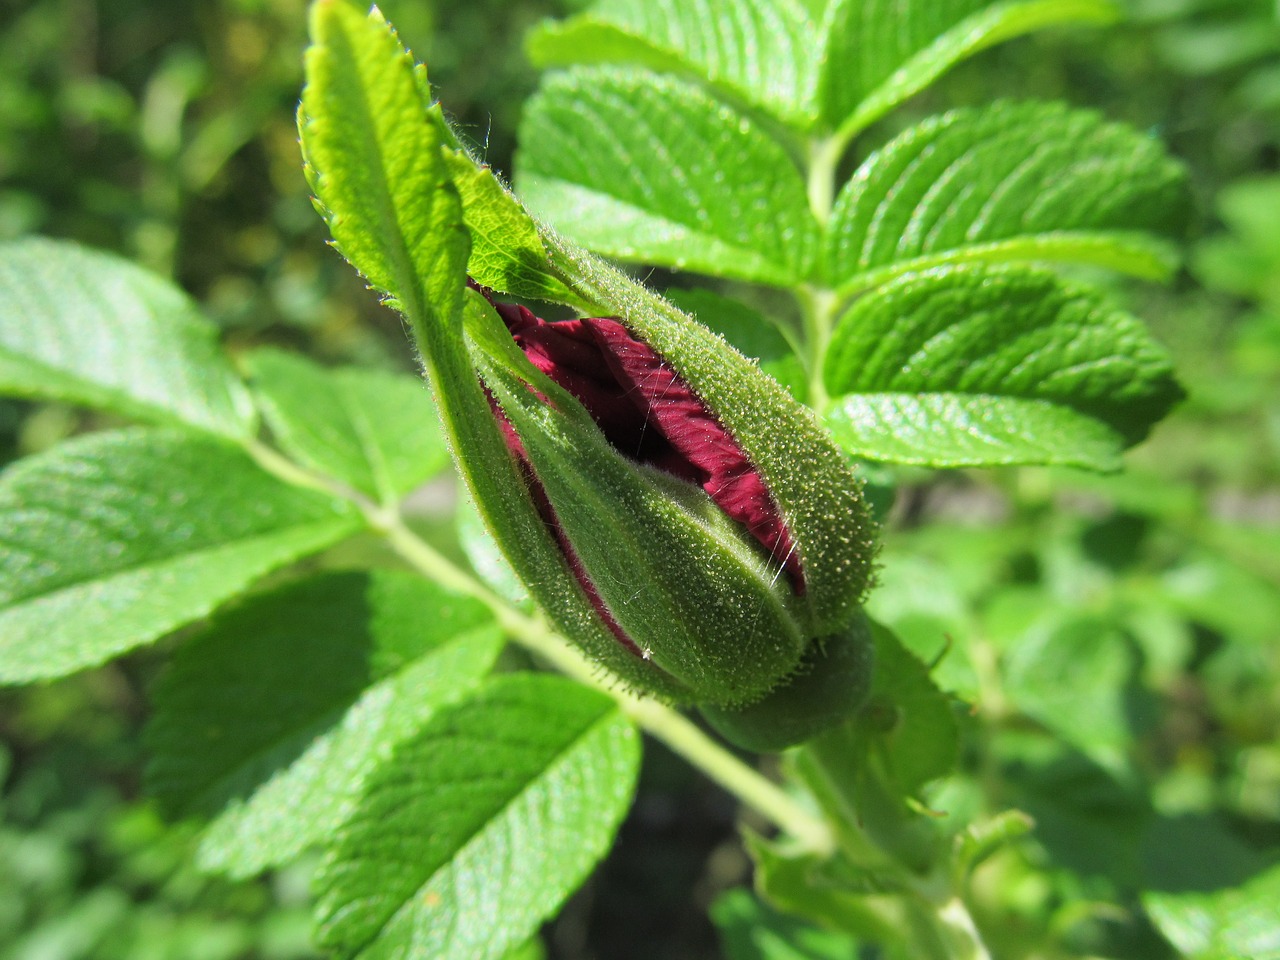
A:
245,438,833,853
796,135,846,413
806,135,844,227
796,285,839,413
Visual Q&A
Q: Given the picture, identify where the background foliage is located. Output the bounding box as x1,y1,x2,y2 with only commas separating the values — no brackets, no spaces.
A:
1,0,1277,958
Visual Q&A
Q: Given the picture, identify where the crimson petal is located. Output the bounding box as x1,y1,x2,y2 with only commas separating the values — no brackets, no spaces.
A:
490,296,803,593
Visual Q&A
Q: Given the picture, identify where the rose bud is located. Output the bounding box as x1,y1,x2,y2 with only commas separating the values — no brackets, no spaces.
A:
462,280,878,711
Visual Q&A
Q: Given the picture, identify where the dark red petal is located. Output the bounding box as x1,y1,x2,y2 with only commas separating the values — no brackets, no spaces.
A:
584,319,803,591
481,288,802,592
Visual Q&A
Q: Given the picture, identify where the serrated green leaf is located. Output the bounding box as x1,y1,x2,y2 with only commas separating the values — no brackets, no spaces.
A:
0,429,360,684
244,349,449,503
314,673,640,960
711,887,865,960
517,67,818,286
996,733,1146,884
823,265,1184,469
0,238,254,438
1144,862,1280,958
527,0,823,129
144,570,502,877
442,149,579,304
864,553,979,701
820,0,1120,139
827,101,1187,291
826,393,1127,470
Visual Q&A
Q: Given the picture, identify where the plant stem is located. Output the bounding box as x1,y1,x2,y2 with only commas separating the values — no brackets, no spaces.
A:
796,284,838,412
797,135,846,412
805,135,844,226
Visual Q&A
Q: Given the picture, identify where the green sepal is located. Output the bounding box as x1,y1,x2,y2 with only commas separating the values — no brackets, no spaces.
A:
540,233,880,636
466,294,807,706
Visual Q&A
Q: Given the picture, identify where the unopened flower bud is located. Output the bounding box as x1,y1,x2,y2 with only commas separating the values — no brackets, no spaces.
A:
464,283,877,711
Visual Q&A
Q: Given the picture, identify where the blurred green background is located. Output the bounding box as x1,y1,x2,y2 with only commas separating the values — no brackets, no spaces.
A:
1,0,1277,958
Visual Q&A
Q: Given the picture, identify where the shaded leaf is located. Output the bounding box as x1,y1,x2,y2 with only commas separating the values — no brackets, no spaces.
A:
314,673,640,960
745,833,901,949
300,2,468,330
245,349,450,503
1152,860,1280,957
1002,614,1135,767
0,429,360,684
827,101,1187,291
517,67,818,286
0,238,254,438
145,570,502,877
862,618,960,794
823,265,1184,469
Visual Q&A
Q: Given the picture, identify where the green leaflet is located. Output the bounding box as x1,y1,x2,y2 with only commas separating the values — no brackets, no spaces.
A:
820,0,1120,139
314,674,640,960
1001,612,1135,771
245,349,451,503
822,264,1184,469
527,0,823,128
524,0,1117,142
0,429,360,683
0,237,255,439
1144,862,1280,959
826,100,1188,291
441,146,580,305
711,887,864,960
517,67,818,286
146,571,503,878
